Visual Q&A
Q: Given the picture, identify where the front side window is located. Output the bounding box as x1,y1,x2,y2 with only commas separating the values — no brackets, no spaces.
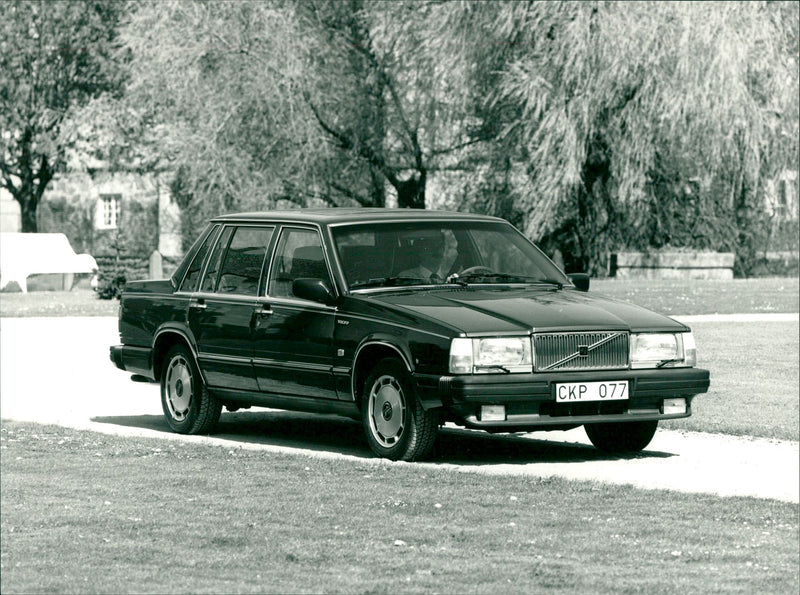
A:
268,228,328,299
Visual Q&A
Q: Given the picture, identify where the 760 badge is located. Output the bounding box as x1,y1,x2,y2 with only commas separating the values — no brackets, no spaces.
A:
555,381,629,402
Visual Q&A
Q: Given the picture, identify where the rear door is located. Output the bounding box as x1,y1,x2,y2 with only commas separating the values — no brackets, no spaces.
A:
188,225,275,391
252,225,338,400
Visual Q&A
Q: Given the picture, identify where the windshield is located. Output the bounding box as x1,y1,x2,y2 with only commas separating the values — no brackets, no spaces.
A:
332,220,569,290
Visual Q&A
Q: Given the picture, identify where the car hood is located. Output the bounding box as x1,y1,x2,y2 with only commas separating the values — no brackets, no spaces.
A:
369,287,687,335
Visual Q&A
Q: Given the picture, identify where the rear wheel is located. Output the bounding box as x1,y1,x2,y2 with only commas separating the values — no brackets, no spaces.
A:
584,420,658,453
361,358,437,461
161,345,221,434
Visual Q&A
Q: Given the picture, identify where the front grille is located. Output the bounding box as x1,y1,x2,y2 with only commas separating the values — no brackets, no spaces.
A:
534,331,629,372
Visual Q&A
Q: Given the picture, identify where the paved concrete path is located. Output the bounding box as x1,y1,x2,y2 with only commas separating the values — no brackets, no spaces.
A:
1,316,797,503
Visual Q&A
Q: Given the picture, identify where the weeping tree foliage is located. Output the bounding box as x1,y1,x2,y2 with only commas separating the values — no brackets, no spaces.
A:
110,1,796,272
118,0,488,238
446,1,798,273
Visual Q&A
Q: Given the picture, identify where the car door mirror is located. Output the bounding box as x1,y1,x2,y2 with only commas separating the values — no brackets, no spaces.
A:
568,273,590,292
293,278,336,305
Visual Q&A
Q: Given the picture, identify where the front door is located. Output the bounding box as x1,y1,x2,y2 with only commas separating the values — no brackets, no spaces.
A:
252,226,337,400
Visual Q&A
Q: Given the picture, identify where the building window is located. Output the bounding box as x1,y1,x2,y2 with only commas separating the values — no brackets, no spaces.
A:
100,194,120,229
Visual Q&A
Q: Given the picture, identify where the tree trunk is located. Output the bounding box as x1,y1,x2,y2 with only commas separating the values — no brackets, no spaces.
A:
19,195,38,233
396,170,426,209
13,129,53,233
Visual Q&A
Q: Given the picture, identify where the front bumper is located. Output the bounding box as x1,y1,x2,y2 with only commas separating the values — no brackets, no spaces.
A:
415,367,710,430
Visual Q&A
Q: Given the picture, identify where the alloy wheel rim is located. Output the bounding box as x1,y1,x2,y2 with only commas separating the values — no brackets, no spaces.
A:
165,356,193,421
368,375,406,447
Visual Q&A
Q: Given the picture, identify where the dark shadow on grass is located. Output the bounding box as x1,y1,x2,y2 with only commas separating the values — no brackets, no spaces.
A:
92,410,675,464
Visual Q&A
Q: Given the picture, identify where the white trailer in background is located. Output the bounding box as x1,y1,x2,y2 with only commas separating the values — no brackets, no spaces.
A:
0,233,98,293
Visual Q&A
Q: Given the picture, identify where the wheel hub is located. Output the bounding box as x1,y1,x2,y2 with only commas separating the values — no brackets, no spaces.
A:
369,375,405,447
382,401,393,421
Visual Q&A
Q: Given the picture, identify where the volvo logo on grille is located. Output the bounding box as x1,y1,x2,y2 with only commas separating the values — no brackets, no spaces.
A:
578,345,589,357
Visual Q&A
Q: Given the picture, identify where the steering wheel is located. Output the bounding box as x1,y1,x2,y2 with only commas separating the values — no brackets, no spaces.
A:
458,265,493,277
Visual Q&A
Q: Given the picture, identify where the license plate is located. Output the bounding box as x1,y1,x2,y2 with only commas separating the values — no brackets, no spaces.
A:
555,381,629,402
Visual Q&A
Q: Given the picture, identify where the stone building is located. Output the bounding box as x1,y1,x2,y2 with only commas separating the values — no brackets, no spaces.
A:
1,171,182,281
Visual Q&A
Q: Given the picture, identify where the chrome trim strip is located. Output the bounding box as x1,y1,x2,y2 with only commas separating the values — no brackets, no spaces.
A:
197,353,252,365
261,297,337,313
197,354,332,374
326,216,502,229
189,292,260,304
251,358,330,373
340,312,452,340
122,293,187,302
463,410,689,427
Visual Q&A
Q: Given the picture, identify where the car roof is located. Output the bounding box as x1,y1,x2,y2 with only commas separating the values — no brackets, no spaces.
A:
212,208,505,226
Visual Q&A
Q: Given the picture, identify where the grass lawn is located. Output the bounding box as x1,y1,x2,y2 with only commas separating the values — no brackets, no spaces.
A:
662,320,799,440
0,277,797,318
591,277,799,315
2,421,798,595
0,288,119,318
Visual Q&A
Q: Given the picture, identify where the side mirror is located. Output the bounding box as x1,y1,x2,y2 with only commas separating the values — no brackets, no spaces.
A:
292,278,337,305
568,273,590,292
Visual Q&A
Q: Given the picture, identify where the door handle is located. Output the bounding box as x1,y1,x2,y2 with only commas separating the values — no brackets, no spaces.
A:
189,300,207,310
255,305,272,317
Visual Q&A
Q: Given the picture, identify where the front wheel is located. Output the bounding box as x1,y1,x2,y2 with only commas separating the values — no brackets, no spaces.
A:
584,420,658,453
161,344,221,434
361,358,438,461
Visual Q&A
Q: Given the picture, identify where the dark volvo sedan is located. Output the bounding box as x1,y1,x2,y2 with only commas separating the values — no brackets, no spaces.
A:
110,209,709,461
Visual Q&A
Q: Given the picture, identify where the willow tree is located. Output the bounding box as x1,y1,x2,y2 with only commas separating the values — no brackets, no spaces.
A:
445,1,798,273
117,0,488,230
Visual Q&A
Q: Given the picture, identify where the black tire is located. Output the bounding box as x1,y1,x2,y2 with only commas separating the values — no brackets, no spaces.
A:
584,420,658,453
361,358,438,461
160,344,221,435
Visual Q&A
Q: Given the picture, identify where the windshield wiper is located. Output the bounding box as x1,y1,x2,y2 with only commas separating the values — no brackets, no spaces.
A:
456,273,563,288
656,358,683,368
350,276,427,289
533,278,564,289
474,364,511,373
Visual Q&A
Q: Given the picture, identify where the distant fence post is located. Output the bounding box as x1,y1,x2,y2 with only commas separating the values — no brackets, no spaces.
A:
149,250,163,279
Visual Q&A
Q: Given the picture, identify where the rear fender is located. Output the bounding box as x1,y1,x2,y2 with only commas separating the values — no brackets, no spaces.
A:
152,325,204,384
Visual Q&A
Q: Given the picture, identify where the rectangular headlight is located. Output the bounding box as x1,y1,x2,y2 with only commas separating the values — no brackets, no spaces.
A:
449,337,532,374
630,332,696,369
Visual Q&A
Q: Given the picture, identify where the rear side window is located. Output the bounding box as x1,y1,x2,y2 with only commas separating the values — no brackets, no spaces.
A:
179,225,219,293
216,226,274,295
200,227,234,292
